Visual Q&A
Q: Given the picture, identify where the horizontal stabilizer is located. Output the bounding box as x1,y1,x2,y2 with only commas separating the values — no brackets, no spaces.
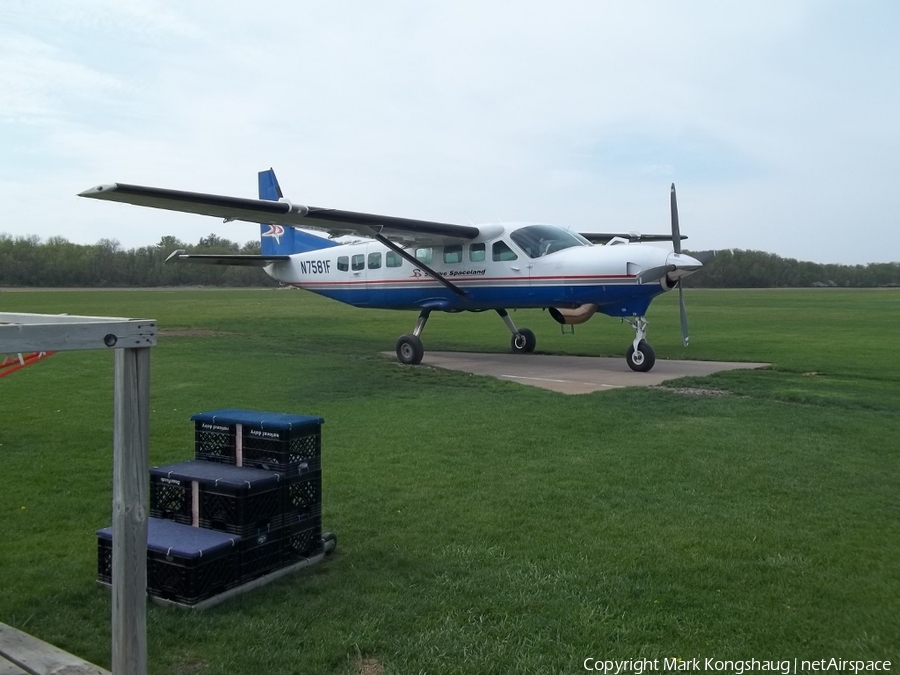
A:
165,250,290,267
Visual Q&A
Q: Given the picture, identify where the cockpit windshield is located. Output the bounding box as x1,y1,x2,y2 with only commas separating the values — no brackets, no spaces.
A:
509,225,591,259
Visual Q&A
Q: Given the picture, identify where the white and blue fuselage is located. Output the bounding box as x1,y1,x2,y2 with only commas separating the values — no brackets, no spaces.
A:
265,223,688,319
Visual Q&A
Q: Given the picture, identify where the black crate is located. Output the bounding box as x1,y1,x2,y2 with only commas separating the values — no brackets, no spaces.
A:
191,409,323,474
97,519,241,605
194,420,236,464
242,429,321,476
240,530,283,582
97,537,112,584
281,471,322,525
149,479,191,523
150,460,284,537
282,515,323,563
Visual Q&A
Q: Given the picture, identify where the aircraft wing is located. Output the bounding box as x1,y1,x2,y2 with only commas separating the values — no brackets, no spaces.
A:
79,183,480,246
579,232,688,244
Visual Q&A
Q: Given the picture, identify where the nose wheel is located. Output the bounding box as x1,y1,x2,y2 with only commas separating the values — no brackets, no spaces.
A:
624,316,656,372
626,340,655,372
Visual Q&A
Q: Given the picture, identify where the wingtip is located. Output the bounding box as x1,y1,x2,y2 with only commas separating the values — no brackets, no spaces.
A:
78,183,118,198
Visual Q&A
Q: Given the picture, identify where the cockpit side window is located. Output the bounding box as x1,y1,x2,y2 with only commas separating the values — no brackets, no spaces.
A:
492,240,518,262
509,224,590,258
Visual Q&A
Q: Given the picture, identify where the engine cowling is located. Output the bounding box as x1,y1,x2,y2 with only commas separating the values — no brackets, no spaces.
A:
548,303,598,325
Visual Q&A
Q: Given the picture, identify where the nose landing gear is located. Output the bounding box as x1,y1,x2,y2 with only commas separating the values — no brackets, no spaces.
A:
624,316,656,372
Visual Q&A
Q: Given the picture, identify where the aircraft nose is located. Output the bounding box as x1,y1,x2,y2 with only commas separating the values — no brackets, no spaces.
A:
665,252,703,280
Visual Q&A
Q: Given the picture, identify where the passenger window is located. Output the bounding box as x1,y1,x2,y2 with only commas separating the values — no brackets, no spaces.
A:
337,256,349,272
492,240,518,262
368,252,382,269
351,254,365,271
386,251,403,268
469,243,485,262
443,245,462,264
415,247,433,264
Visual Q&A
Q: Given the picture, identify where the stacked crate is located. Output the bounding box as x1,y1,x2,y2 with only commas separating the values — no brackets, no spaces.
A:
97,409,324,606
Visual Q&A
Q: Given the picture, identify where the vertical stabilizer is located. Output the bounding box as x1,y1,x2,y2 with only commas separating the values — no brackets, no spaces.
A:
258,168,338,255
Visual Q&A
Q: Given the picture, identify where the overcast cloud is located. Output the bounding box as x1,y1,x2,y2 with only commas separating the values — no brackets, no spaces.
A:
1,0,898,264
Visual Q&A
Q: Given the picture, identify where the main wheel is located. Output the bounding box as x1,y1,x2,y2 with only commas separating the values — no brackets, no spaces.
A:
510,327,536,353
626,340,655,372
396,334,424,365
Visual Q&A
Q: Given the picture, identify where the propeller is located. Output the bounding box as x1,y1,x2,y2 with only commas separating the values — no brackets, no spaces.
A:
671,184,690,347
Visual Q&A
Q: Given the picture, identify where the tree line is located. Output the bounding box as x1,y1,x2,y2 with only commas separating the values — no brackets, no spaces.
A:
0,234,277,288
0,233,898,288
682,249,900,288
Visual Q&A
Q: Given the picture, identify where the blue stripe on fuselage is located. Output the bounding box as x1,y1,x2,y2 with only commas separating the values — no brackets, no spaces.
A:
292,282,662,317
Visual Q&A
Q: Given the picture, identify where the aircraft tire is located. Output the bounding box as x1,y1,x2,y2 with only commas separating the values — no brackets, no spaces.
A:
396,334,425,365
511,327,536,354
626,340,655,372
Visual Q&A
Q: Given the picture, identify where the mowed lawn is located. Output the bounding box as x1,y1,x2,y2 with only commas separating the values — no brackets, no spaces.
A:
1,288,898,674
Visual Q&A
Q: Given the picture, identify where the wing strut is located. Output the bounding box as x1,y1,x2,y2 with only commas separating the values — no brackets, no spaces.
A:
373,234,467,297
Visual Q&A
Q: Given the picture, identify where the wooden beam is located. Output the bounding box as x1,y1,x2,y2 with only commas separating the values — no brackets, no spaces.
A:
0,315,156,353
0,622,110,675
111,348,150,675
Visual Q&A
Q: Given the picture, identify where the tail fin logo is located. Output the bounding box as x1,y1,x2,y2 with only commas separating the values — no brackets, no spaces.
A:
262,224,285,245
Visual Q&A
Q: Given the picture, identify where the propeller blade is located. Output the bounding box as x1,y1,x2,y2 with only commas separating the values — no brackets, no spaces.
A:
670,183,681,254
678,283,689,346
688,249,717,265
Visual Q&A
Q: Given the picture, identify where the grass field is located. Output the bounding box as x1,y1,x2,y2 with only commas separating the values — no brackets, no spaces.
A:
1,288,898,674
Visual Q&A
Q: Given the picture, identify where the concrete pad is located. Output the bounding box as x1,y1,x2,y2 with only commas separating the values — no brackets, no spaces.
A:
417,352,769,394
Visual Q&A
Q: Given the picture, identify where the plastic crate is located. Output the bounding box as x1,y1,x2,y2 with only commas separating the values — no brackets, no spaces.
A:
97,518,240,605
281,471,322,525
150,460,284,537
97,537,112,584
242,428,321,476
194,419,236,464
282,515,324,563
240,529,283,582
191,409,323,474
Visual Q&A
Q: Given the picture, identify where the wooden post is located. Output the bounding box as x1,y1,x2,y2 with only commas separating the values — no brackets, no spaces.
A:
111,347,150,675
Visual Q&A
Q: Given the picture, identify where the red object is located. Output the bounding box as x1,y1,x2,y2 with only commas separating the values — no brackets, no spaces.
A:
0,352,55,378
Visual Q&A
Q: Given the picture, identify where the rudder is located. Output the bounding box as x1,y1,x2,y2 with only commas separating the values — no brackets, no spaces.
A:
258,168,338,255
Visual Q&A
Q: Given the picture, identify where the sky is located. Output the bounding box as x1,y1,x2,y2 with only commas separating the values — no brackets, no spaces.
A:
2,0,899,264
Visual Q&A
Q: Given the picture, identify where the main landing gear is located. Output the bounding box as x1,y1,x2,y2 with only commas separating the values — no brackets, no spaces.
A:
624,316,656,372
394,309,536,365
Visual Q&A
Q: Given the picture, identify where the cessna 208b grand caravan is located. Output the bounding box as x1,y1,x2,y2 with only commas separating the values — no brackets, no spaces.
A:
79,169,708,372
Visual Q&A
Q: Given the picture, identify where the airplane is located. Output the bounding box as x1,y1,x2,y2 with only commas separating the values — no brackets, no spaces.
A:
78,169,709,372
